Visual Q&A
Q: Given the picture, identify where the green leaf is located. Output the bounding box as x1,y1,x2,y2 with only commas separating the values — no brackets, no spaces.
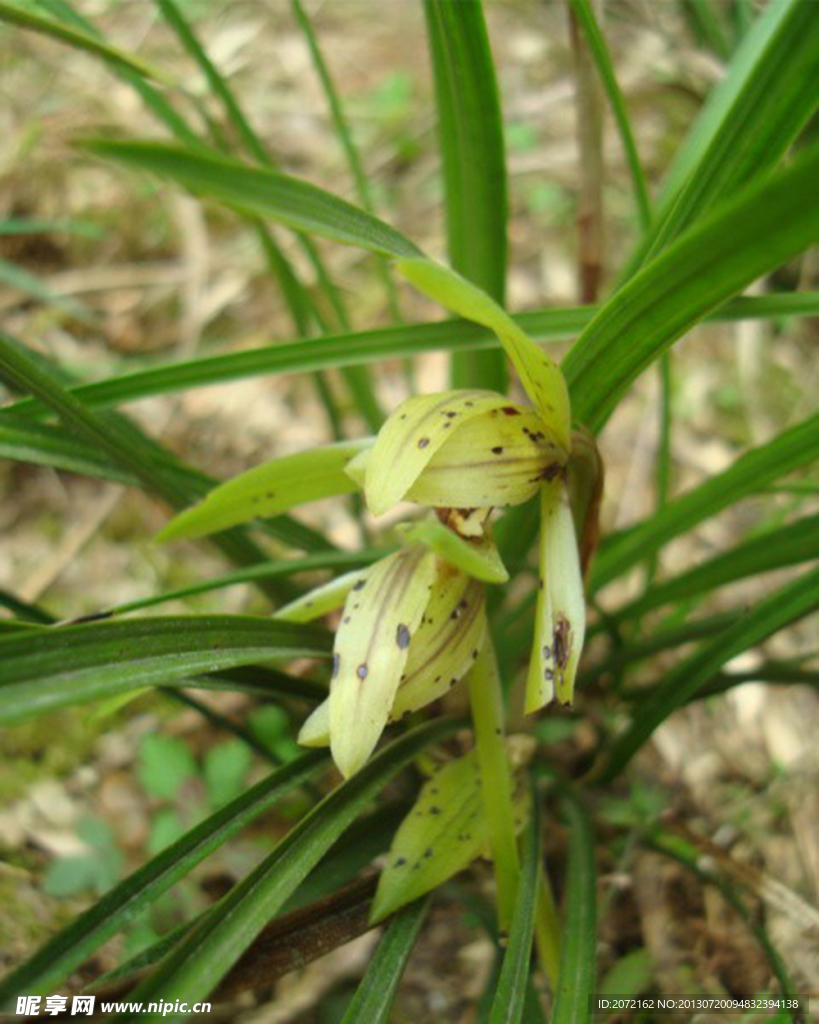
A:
5,293,817,418
398,259,571,449
0,332,329,585
564,144,819,431
423,0,508,389
489,791,541,1024
156,440,371,542
83,140,422,259
0,615,330,725
615,513,819,623
600,566,819,781
591,412,819,592
371,749,525,922
0,751,325,1003
153,0,380,432
551,794,597,1024
644,0,819,261
0,414,136,485
290,0,402,325
203,740,252,810
121,718,460,1021
138,735,199,801
0,1,163,80
341,897,430,1024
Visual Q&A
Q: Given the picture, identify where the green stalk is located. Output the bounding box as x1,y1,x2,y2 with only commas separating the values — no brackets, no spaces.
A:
468,641,520,931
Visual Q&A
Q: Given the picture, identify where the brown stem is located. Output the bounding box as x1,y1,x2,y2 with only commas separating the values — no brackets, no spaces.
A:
567,0,605,304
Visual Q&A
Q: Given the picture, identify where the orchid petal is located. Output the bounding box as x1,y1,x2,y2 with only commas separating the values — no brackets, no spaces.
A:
525,480,586,712
397,258,571,449
329,545,437,777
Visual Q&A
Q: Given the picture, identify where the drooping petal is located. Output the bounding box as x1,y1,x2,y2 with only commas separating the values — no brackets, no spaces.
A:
397,258,571,450
370,748,528,922
397,519,508,583
273,567,371,623
525,480,586,712
297,698,330,747
405,405,566,509
362,390,512,516
391,568,487,718
329,545,437,777
156,439,373,542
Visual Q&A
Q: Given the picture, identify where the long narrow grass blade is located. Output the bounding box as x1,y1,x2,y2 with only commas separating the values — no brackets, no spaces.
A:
0,414,137,485
569,0,650,232
101,802,408,987
564,144,819,430
599,567,819,781
108,549,388,616
0,332,329,574
120,718,460,1021
0,0,162,80
341,897,430,1024
154,0,381,431
615,513,819,623
34,0,200,145
0,615,330,725
83,140,422,259
290,0,402,325
551,793,596,1024
682,0,730,59
591,412,819,591
5,291,815,420
489,791,541,1024
642,0,819,262
0,751,326,1005
423,0,508,389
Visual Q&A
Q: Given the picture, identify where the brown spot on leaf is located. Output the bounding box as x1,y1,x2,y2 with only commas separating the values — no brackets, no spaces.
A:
418,437,430,449
553,616,573,670
491,446,504,455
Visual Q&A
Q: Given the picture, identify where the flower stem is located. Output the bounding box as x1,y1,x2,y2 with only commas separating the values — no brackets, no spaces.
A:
468,639,520,931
